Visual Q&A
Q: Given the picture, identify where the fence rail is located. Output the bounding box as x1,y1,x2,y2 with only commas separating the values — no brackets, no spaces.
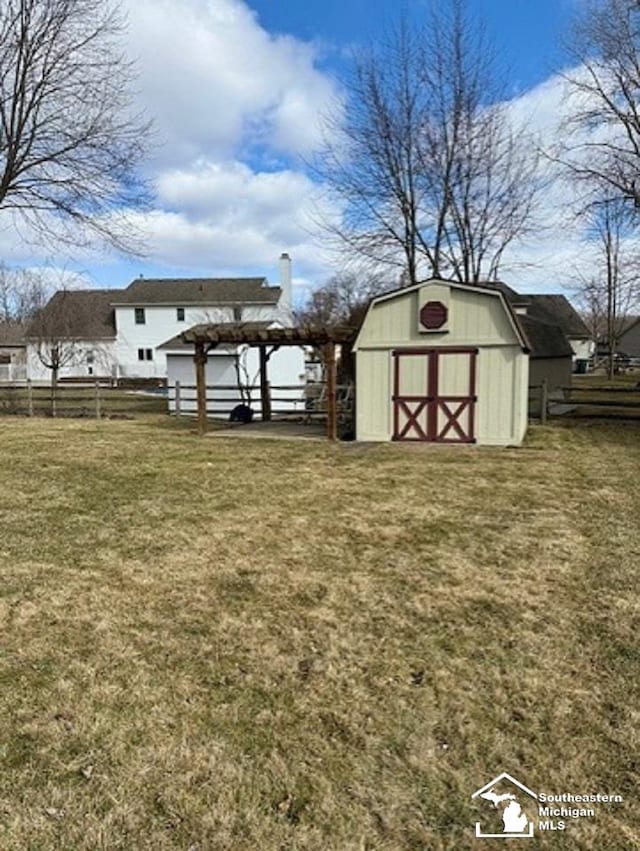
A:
529,380,640,421
167,381,354,421
0,381,166,418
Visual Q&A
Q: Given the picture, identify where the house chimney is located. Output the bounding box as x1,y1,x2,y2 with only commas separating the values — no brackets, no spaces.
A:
279,252,292,309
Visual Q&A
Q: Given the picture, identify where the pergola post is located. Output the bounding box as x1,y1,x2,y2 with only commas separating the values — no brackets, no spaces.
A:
194,342,208,436
259,345,272,422
325,340,338,441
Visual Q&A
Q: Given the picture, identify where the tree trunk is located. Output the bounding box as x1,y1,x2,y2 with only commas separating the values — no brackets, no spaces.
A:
51,367,58,417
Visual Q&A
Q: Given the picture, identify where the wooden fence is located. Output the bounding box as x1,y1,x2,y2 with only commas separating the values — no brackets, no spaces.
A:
167,382,354,420
0,381,166,418
530,380,640,422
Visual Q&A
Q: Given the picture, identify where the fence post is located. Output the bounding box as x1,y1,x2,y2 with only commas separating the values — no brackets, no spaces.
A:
540,379,548,425
27,379,33,417
95,381,101,419
174,380,181,416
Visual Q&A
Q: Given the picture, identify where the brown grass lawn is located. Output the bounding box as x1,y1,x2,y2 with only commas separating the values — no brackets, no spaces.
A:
0,416,638,850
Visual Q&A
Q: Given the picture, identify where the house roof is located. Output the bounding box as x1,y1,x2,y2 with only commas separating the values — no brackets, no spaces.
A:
25,290,118,340
520,315,574,359
111,277,281,306
0,321,27,347
520,294,591,339
478,281,530,305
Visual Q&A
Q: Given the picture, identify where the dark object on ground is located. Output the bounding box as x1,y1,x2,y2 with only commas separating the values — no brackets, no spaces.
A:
230,404,254,424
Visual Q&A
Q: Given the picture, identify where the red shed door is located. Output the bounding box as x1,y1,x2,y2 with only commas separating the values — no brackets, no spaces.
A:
392,348,477,443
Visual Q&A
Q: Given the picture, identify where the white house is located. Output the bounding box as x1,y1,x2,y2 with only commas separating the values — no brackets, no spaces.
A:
156,255,306,415
0,321,28,381
111,254,294,378
24,254,302,387
25,289,119,382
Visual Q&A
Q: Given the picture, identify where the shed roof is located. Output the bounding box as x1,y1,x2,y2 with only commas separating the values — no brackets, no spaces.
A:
520,315,574,360
111,277,281,306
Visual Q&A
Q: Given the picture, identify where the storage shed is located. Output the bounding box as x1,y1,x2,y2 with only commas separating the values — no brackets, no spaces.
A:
354,279,530,445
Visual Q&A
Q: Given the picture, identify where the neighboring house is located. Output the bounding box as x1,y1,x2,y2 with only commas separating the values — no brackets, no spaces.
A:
617,317,640,359
354,279,531,445
485,284,584,386
520,293,594,363
0,322,28,381
519,315,574,391
25,290,118,382
23,253,297,383
156,255,305,414
112,276,288,378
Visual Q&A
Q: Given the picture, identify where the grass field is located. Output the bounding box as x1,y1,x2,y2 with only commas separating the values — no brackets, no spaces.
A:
0,416,638,849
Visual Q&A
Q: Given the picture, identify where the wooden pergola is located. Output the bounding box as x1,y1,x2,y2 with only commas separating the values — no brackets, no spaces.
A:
180,323,356,440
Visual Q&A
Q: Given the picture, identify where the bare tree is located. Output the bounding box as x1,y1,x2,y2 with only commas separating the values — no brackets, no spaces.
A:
312,1,541,284
0,0,150,252
0,263,49,322
27,285,101,413
573,198,640,376
559,0,640,210
295,270,390,330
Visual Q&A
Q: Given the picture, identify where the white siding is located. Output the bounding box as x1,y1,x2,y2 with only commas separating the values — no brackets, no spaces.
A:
25,340,117,382
570,338,594,361
167,345,306,417
115,299,292,379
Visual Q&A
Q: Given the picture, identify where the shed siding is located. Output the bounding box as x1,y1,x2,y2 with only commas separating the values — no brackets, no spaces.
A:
529,357,571,393
357,284,520,350
475,347,527,445
355,280,529,446
355,349,391,441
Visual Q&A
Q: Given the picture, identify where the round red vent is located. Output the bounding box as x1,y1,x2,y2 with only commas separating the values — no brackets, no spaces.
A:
420,300,448,330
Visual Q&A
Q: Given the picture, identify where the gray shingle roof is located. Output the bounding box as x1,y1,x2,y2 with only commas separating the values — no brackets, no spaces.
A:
112,277,281,305
520,315,575,359
0,321,27,347
519,294,591,339
25,290,118,340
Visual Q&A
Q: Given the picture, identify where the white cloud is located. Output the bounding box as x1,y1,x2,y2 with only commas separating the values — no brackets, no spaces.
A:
124,0,340,166
126,158,334,282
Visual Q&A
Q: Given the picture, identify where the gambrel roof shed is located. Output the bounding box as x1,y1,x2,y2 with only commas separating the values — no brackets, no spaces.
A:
354,278,530,446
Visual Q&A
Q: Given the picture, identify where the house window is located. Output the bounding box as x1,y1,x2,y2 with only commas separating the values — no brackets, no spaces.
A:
177,307,185,322
137,348,153,361
135,307,146,324
137,348,145,361
233,306,242,322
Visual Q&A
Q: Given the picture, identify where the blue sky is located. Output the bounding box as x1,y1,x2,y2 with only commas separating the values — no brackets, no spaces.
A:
252,0,573,93
0,0,593,298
